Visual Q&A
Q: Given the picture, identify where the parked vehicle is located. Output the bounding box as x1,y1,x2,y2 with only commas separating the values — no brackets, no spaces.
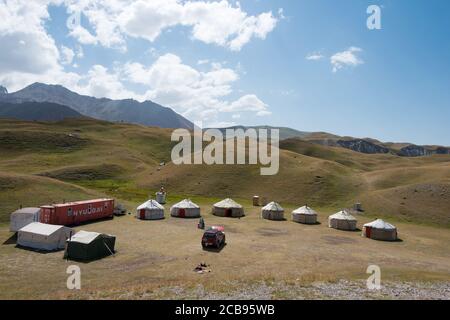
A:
201,227,225,248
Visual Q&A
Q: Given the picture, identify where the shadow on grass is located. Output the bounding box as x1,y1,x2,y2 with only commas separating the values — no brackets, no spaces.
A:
2,233,17,245
64,252,116,264
170,215,201,219
202,242,227,253
15,244,63,254
293,221,322,225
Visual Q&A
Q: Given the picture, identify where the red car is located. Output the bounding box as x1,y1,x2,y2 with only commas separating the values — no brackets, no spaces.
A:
202,227,226,248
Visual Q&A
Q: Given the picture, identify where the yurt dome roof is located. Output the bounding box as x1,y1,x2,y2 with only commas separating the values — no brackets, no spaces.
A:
329,210,357,221
171,199,200,209
137,199,164,210
213,198,242,208
363,219,396,230
292,205,317,215
262,201,284,211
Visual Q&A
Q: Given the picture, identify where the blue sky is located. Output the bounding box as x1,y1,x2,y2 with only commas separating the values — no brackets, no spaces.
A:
1,0,449,145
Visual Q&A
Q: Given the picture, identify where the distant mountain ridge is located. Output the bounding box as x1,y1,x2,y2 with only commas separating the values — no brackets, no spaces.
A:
206,125,310,141
0,83,194,129
0,101,85,121
216,125,450,157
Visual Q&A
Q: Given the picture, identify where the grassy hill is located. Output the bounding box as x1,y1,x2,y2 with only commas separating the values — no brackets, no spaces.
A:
0,119,449,227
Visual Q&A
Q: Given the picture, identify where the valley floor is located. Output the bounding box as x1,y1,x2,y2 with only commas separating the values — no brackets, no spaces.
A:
1,200,449,300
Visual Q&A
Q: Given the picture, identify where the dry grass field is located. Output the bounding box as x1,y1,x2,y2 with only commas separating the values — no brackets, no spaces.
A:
0,119,449,299
0,200,449,299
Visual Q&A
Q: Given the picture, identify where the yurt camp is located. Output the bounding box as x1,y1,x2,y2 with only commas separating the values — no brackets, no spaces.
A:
212,198,244,217
17,222,73,251
170,199,201,218
362,219,398,241
328,210,357,231
261,202,285,220
136,199,165,220
10,207,41,232
65,230,116,261
292,205,318,224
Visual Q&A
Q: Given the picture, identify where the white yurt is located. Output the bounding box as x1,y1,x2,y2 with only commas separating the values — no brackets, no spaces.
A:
10,207,41,232
17,222,73,251
261,201,285,220
362,219,398,241
212,198,244,217
136,199,165,220
292,205,318,224
170,199,201,218
328,210,357,231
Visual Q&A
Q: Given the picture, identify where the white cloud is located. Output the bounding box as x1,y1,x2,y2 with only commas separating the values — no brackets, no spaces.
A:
330,47,364,72
120,53,270,123
225,94,271,116
306,52,324,61
60,45,75,65
0,1,272,126
64,0,279,51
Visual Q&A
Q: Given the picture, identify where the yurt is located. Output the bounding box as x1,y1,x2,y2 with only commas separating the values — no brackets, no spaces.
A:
362,219,398,241
65,230,116,261
328,210,357,231
10,207,41,232
212,198,244,217
261,202,285,220
136,199,165,220
170,199,201,218
292,205,318,224
17,222,73,251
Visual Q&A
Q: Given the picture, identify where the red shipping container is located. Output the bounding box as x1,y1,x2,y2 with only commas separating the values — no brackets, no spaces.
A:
40,198,114,226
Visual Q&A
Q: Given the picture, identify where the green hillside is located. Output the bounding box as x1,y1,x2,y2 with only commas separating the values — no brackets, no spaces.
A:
0,119,449,227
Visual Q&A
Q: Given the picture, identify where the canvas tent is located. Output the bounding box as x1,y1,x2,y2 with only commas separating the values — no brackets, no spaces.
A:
261,201,285,220
10,207,41,232
328,210,357,231
212,198,244,217
362,219,398,241
170,199,201,218
292,205,318,224
136,199,165,220
17,222,73,251
64,230,116,261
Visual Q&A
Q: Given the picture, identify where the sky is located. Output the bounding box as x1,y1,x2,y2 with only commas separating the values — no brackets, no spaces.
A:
0,0,449,145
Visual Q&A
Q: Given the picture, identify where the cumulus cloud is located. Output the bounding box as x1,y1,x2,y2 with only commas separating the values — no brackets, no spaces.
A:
64,0,279,51
120,53,271,122
60,45,75,65
305,52,324,61
330,47,364,72
0,0,272,126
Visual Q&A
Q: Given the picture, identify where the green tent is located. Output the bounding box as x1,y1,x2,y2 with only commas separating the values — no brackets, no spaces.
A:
64,230,116,261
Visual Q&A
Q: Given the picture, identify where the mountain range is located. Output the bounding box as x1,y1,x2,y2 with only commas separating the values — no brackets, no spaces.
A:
0,83,448,157
0,83,193,129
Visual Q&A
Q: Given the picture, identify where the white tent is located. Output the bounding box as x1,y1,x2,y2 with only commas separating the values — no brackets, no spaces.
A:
362,219,398,241
136,199,165,220
10,207,41,232
212,198,244,217
261,201,285,220
292,205,318,224
170,199,201,218
328,210,357,231
17,222,73,251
